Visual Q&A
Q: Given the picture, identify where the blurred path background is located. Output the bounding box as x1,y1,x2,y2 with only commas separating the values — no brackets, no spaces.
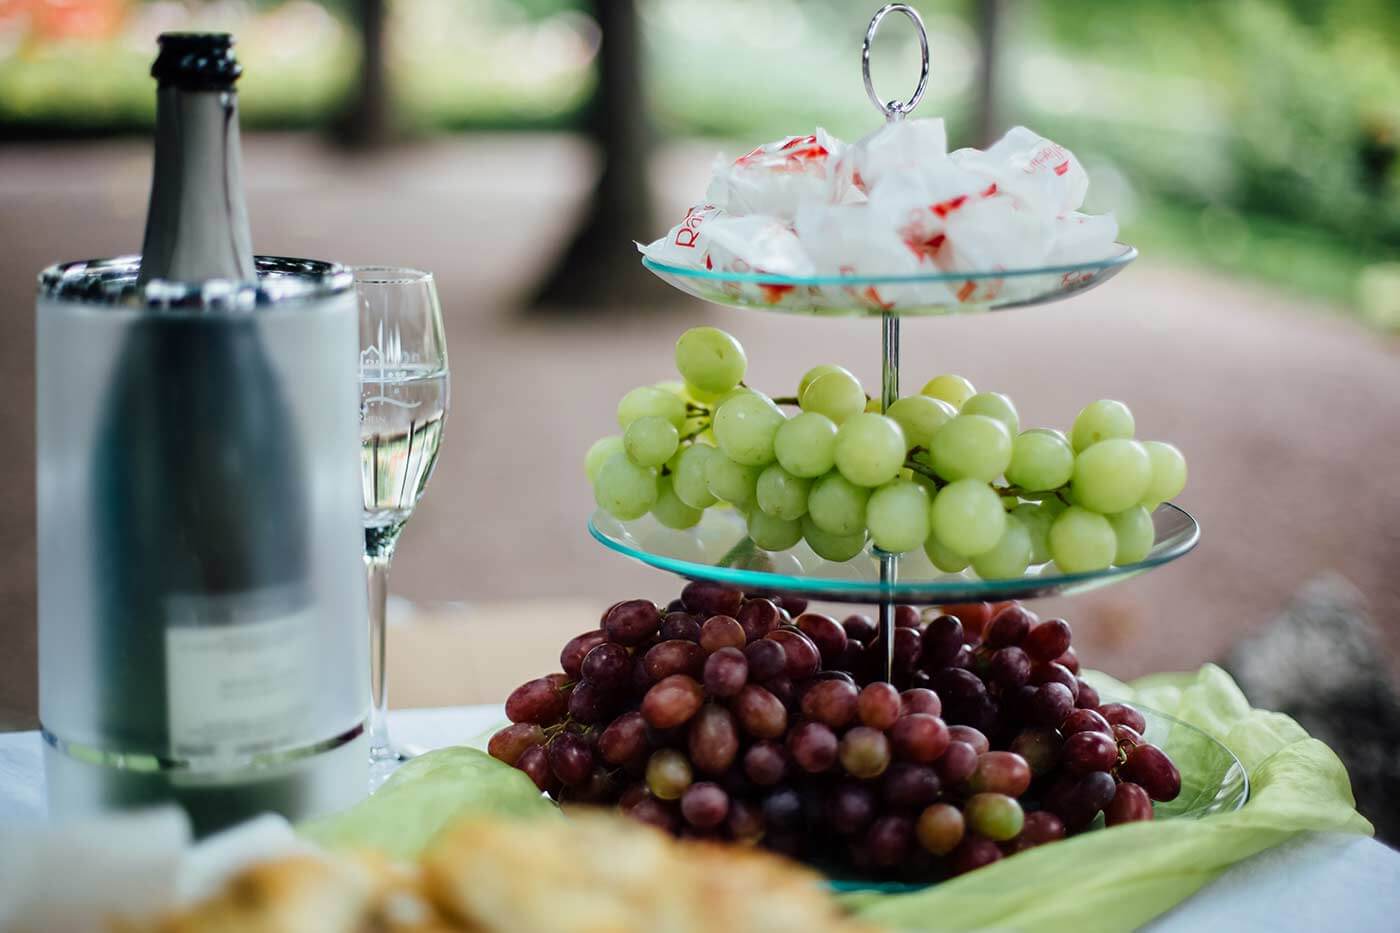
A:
2,0,1398,726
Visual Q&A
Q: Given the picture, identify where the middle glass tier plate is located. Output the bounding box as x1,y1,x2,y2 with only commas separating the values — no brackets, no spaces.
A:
642,244,1136,319
590,502,1198,604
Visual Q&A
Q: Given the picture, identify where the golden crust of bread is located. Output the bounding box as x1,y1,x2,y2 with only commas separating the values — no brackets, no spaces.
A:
421,809,873,933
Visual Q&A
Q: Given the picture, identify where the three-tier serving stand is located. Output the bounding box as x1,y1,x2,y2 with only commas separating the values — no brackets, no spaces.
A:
590,4,1199,683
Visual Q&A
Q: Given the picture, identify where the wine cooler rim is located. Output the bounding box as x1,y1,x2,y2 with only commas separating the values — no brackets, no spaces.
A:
38,255,354,313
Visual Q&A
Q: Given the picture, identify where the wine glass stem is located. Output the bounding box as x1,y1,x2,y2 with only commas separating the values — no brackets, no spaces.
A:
365,550,394,761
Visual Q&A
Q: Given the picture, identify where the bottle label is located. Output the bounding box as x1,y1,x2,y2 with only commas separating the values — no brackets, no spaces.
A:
165,591,317,764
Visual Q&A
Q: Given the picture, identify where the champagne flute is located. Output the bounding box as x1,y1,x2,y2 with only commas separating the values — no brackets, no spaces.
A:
354,266,450,774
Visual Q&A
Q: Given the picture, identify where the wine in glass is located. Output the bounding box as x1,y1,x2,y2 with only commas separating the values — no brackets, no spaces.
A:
354,266,449,776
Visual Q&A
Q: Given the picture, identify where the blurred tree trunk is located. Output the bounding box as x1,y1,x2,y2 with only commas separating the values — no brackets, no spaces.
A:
973,0,1003,147
532,0,663,310
337,0,392,148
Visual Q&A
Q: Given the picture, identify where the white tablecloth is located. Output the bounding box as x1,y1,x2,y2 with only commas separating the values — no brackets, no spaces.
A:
4,706,1398,932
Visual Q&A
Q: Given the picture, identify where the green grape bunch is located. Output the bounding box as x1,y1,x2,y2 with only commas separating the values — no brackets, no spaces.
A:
586,327,1188,580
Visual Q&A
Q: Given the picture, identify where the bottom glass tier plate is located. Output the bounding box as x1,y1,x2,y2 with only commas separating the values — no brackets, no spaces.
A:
828,701,1249,892
589,503,1199,604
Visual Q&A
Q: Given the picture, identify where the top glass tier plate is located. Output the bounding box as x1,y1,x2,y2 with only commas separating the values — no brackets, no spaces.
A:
589,501,1197,604
642,244,1136,319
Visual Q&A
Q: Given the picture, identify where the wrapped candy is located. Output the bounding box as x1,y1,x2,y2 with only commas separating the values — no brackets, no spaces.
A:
704,129,849,220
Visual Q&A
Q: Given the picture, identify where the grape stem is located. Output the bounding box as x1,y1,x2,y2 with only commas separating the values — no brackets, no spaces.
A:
901,454,1060,506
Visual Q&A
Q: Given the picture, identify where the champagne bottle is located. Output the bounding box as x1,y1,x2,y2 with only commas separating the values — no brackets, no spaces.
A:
60,34,361,832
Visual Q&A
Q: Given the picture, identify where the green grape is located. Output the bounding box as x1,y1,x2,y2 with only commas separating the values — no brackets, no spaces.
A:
801,370,867,424
756,465,811,520
1071,399,1135,452
886,395,957,450
774,412,839,478
921,374,976,409
674,326,747,394
594,454,658,520
652,476,703,530
834,414,907,487
1012,502,1055,564
1049,506,1117,572
929,414,1013,483
866,480,932,553
931,479,1007,557
684,382,725,405
617,385,687,431
960,392,1020,435
1109,505,1154,564
705,453,762,507
807,472,871,535
623,415,680,468
924,531,970,572
970,513,1032,580
672,443,718,509
1141,441,1187,506
801,516,868,562
1006,430,1074,491
713,392,785,466
798,364,855,401
748,509,802,551
1024,427,1069,443
1072,439,1152,514
584,435,624,484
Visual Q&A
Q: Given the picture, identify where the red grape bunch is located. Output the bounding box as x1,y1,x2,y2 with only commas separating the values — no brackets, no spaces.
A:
489,585,1182,880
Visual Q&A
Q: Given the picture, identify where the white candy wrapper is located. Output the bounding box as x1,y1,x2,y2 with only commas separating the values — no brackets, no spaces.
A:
835,117,948,197
951,126,1089,216
639,205,813,279
795,201,953,310
704,129,848,220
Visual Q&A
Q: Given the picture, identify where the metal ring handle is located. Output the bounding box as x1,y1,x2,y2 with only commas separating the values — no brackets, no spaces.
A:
862,3,930,122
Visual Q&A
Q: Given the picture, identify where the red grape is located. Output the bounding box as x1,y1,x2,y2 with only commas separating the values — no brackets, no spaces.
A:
838,726,892,779
743,638,787,682
1099,703,1147,734
687,704,739,774
516,744,556,793
1023,618,1072,662
642,640,705,681
920,614,965,668
795,613,848,665
567,680,618,723
726,799,765,843
890,713,951,764
734,684,788,739
1056,770,1117,830
892,626,923,674
1056,646,1080,674
881,762,942,809
829,782,878,835
787,721,839,773
680,781,729,829
761,787,804,830
1075,678,1101,709
1018,810,1065,847
1062,730,1119,776
968,751,1032,796
548,732,594,786
951,835,1003,874
641,674,703,729
894,605,921,628
1106,781,1155,825
1120,743,1182,801
800,679,859,729
840,638,867,673
1030,682,1075,728
1113,723,1143,749
743,740,788,785
604,599,661,646
857,682,902,730
488,722,545,766
913,805,962,857
628,795,679,833
1030,661,1080,700
866,815,915,867
597,711,648,766
1062,708,1112,736
699,615,746,653
986,605,1036,648
560,629,608,678
988,646,1031,689
940,603,994,639
932,668,988,704
947,724,990,755
681,581,744,617
505,676,569,725
580,642,632,690
645,748,693,799
774,595,808,616
842,613,878,643
762,674,796,708
900,687,943,717
1008,728,1060,777
658,612,701,642
736,598,779,642
935,740,978,785
702,646,749,698
765,629,822,678
964,792,1025,841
